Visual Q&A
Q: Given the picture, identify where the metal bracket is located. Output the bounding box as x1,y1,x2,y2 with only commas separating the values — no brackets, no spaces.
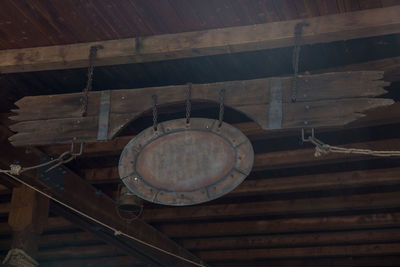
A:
97,90,111,141
38,155,66,193
268,78,283,129
301,128,315,143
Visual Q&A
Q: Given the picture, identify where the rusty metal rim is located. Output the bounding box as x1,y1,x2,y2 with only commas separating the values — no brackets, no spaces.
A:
118,118,254,206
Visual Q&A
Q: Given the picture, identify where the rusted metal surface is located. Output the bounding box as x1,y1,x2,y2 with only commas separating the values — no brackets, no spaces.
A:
119,118,254,206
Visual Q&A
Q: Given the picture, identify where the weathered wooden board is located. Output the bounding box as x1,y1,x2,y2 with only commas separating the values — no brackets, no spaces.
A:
1,5,400,73
9,71,392,146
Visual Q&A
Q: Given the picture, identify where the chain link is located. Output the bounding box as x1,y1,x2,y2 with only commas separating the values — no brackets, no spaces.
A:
186,83,192,124
291,23,308,103
218,88,225,127
81,46,99,116
152,95,158,131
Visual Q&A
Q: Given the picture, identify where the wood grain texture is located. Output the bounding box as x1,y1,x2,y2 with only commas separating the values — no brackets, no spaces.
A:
159,212,400,238
0,125,203,267
197,243,400,260
9,71,392,146
181,229,400,250
1,5,400,73
81,137,400,182
141,191,400,222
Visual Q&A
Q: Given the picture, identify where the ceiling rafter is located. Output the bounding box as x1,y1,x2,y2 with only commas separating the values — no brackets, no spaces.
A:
0,125,204,267
0,5,399,73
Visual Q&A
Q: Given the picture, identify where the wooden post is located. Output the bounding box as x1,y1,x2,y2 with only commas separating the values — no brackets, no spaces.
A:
3,185,49,266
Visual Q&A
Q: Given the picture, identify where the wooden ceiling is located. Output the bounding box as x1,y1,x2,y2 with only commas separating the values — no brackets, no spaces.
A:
1,1,400,266
0,0,396,49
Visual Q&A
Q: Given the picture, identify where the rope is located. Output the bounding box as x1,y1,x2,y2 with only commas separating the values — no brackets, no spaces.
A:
306,136,400,158
1,172,205,267
0,142,83,175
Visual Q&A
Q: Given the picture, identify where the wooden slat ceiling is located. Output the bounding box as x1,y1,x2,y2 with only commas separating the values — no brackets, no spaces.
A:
1,0,400,266
0,0,396,50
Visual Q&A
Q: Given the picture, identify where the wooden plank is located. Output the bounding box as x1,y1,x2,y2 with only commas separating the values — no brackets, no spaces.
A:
232,167,400,196
81,138,400,183
84,166,400,200
1,6,400,73
9,71,392,146
197,243,400,260
7,185,49,259
39,231,98,248
40,256,138,267
2,228,396,252
158,212,400,238
142,191,400,222
253,138,400,171
37,244,122,261
0,125,204,267
11,71,388,121
181,229,400,250
29,53,400,157
314,56,400,83
211,256,400,267
0,217,77,236
0,202,10,215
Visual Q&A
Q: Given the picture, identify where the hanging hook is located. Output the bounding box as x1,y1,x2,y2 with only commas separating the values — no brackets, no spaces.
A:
185,83,192,126
46,138,83,172
152,95,158,131
301,128,315,143
218,88,225,127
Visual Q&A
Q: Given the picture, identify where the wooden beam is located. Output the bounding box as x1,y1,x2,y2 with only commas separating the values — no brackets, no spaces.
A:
0,217,81,236
141,191,400,222
2,228,397,253
211,256,400,267
10,71,391,146
158,212,400,238
40,256,140,267
5,185,49,265
0,202,10,214
314,56,400,83
0,231,99,252
181,229,400,250
0,125,204,267
39,231,98,248
197,243,400,261
1,6,400,73
85,167,400,206
253,138,400,171
37,244,123,261
32,52,400,157
82,138,400,183
232,167,400,196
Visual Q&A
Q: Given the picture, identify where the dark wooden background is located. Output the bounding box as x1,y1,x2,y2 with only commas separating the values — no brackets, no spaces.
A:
1,1,400,266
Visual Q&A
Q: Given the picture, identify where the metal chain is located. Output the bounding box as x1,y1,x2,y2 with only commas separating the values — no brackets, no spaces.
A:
186,83,192,124
152,95,158,131
301,129,400,158
218,88,225,127
81,46,99,116
291,22,308,103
